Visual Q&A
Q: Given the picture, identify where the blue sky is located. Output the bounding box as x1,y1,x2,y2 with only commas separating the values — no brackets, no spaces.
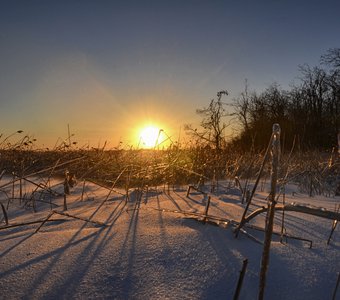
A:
1,0,339,148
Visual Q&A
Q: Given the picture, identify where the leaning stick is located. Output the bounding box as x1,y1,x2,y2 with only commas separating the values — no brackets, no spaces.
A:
84,167,129,222
244,203,340,223
327,204,340,245
0,203,8,225
235,132,274,237
52,210,107,227
22,177,62,196
186,185,207,197
34,211,55,233
333,272,340,300
0,218,67,231
80,180,86,201
233,259,248,300
43,158,61,188
86,179,125,196
239,228,263,244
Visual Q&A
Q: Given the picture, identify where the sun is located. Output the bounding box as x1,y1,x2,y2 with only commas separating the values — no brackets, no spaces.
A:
139,126,161,148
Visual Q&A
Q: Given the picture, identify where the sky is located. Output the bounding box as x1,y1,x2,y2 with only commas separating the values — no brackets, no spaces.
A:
1,0,340,149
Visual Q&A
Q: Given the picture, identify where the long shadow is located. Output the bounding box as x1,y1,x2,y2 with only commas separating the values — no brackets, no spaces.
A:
42,198,128,299
219,196,243,205
118,191,142,299
208,200,233,216
272,211,331,235
163,192,182,210
0,231,35,242
21,227,102,299
0,231,100,278
154,192,171,277
1,192,116,261
185,194,205,205
173,190,230,217
0,218,70,254
156,193,170,245
118,192,141,260
0,232,35,258
172,190,200,210
20,195,127,299
246,209,335,247
182,218,262,299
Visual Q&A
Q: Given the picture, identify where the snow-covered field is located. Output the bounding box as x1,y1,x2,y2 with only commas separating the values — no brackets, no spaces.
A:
0,178,339,299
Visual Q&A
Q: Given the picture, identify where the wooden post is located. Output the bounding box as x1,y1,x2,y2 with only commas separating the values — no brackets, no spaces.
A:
19,178,22,205
333,272,340,300
211,170,216,193
186,185,191,198
63,193,68,211
0,203,8,225
327,220,338,245
80,180,86,201
258,123,281,300
203,196,211,222
280,186,286,243
11,172,15,200
233,259,248,300
63,171,69,211
32,192,37,213
67,123,71,147
145,185,149,203
234,176,244,197
327,204,339,245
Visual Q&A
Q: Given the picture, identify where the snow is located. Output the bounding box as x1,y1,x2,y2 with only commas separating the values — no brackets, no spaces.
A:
0,178,339,299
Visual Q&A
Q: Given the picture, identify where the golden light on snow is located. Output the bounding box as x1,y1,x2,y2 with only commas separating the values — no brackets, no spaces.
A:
139,126,161,148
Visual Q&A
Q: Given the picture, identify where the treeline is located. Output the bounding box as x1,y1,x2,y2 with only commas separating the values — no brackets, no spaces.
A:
230,48,340,151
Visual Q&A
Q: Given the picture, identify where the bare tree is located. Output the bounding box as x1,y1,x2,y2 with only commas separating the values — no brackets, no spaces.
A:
185,90,230,151
321,48,340,69
233,80,251,133
321,48,340,138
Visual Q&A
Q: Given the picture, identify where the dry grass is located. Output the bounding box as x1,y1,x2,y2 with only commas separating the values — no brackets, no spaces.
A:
0,132,339,195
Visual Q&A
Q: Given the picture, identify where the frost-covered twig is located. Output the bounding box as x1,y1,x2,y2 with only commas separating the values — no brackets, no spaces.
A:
259,123,281,300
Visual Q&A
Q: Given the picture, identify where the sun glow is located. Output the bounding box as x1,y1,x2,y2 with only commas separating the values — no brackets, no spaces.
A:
139,126,162,148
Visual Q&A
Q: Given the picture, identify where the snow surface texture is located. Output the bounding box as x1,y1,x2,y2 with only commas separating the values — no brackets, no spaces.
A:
0,179,339,300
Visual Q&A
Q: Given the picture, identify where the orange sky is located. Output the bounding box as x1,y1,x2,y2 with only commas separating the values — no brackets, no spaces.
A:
1,1,339,148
